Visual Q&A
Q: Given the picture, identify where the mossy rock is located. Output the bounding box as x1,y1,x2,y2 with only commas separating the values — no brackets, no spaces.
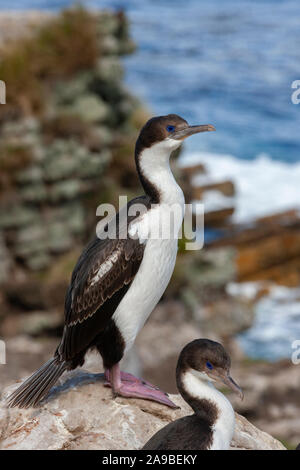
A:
43,153,79,182
15,225,49,258
0,206,39,229
16,166,43,185
78,150,111,179
101,35,120,55
49,179,82,202
54,72,93,105
59,94,109,124
97,12,120,36
95,57,123,82
25,252,52,271
47,222,73,254
20,184,48,203
61,203,86,236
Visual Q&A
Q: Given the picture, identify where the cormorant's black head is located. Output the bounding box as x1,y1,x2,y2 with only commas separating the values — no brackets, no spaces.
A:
134,114,215,203
177,339,243,399
135,114,215,156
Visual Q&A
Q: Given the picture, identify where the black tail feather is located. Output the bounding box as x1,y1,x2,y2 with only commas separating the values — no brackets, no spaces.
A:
6,357,67,408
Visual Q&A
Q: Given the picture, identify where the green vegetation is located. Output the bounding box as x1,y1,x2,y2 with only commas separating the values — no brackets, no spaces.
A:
0,8,100,116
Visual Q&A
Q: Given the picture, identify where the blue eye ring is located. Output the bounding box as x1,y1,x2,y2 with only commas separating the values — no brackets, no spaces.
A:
166,125,175,132
206,361,213,370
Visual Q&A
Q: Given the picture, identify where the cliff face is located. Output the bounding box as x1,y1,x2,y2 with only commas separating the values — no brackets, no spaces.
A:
0,370,285,450
0,8,150,340
0,8,145,277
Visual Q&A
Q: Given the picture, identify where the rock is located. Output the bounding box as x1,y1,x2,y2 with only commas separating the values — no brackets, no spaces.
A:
79,151,111,179
95,57,123,82
236,230,300,285
0,232,11,284
173,247,236,295
208,209,300,286
49,180,82,202
16,166,43,185
20,184,48,203
61,94,109,124
228,358,300,448
231,414,285,450
60,203,86,236
84,126,113,149
43,152,79,182
205,207,235,226
1,117,40,137
0,371,285,450
14,225,49,258
24,253,52,271
54,73,92,105
239,257,300,287
0,6,146,278
194,297,255,337
0,206,39,230
180,163,206,179
193,180,235,199
101,35,120,55
5,280,46,311
47,222,73,254
2,310,62,337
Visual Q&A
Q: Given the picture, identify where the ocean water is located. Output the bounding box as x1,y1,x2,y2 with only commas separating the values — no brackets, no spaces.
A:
1,0,300,359
229,283,300,361
2,0,300,163
3,0,299,220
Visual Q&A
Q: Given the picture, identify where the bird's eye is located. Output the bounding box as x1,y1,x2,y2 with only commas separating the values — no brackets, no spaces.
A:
206,361,213,370
166,125,175,132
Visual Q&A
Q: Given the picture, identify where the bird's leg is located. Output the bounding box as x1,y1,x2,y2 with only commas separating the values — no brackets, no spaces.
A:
106,363,179,409
104,369,110,383
104,368,158,389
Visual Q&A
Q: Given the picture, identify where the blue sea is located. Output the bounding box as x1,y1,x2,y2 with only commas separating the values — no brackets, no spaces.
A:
1,0,300,359
1,0,300,163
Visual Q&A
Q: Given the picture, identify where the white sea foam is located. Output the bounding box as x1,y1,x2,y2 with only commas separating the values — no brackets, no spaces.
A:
180,152,300,222
234,284,300,361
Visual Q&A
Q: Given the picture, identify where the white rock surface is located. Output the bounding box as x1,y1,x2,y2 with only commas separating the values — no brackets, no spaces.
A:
0,370,285,450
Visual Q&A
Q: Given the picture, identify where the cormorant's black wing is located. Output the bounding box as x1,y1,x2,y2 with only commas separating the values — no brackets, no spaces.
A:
57,196,150,362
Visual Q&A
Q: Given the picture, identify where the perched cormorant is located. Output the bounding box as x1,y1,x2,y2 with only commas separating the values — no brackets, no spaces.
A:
7,115,215,409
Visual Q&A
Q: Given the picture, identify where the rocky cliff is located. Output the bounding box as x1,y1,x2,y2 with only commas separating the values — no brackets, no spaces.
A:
0,370,285,450
0,8,146,276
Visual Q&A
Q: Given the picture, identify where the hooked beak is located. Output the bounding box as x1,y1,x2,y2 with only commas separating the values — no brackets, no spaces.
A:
221,373,244,400
172,124,216,140
208,369,244,400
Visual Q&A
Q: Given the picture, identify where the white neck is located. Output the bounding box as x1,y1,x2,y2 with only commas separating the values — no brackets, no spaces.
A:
182,369,235,450
138,139,185,207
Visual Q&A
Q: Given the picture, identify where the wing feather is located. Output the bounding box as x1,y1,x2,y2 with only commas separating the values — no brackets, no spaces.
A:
57,196,150,362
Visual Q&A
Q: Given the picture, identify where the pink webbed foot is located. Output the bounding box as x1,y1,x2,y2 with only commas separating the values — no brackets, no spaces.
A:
104,370,159,390
115,381,179,409
104,365,178,409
